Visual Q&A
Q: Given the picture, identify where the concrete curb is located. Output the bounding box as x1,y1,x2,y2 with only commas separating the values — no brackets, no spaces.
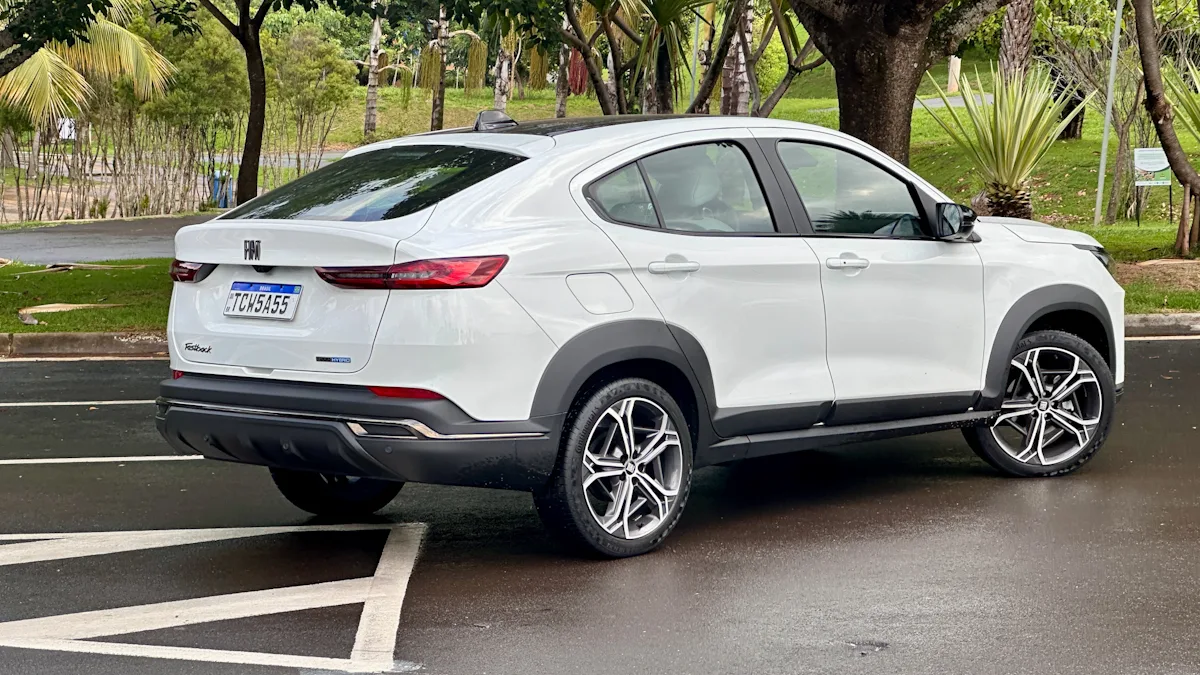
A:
1125,313,1200,338
2,314,1200,358
0,332,167,358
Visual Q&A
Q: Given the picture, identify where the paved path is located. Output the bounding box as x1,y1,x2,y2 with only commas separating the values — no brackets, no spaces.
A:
0,338,1195,673
0,215,213,264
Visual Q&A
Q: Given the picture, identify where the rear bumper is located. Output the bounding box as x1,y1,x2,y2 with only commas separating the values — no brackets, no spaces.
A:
156,375,563,491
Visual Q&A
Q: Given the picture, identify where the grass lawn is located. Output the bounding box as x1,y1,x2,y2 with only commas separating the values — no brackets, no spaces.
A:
0,259,172,334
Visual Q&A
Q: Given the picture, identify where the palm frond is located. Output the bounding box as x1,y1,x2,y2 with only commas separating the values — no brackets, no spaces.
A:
52,17,173,99
0,49,91,125
1165,61,1200,146
919,64,1092,193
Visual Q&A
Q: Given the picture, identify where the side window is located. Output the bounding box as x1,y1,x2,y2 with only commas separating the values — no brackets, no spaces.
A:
640,142,776,234
777,142,924,238
589,164,659,228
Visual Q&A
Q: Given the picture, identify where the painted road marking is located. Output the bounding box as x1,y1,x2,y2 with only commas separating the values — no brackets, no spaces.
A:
0,524,427,673
0,455,202,466
0,356,169,363
0,399,155,408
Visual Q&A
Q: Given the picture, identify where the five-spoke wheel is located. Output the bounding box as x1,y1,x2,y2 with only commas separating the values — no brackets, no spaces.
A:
965,330,1115,477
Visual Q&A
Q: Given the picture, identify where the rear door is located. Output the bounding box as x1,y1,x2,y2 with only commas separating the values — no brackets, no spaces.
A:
576,130,834,436
170,143,526,374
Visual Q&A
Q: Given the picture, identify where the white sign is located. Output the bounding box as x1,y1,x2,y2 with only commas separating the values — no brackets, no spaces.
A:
1134,147,1172,187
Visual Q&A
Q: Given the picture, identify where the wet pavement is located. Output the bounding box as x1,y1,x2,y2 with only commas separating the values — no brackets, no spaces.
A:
0,339,1198,674
0,215,213,264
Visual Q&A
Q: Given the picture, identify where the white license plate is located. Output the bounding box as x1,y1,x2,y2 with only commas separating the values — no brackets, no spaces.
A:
223,282,302,320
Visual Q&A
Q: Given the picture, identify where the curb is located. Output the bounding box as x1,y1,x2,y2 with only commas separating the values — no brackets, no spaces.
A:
2,314,1200,358
0,332,167,358
1125,313,1200,338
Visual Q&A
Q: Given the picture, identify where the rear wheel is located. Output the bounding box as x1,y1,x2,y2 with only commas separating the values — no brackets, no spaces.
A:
964,330,1115,477
270,468,403,517
534,378,693,558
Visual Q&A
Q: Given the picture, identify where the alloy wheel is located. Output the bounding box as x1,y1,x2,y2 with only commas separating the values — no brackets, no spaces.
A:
581,397,684,540
990,346,1103,466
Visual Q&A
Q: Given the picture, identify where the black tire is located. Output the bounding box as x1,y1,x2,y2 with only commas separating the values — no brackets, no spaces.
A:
964,329,1115,477
534,377,693,558
270,468,403,517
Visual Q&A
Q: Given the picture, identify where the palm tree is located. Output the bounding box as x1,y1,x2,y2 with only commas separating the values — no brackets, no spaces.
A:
636,0,711,113
0,0,171,125
922,66,1091,219
998,0,1035,78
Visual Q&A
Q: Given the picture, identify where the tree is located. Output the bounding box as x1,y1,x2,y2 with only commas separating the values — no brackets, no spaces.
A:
0,0,117,79
0,0,171,124
787,0,1014,164
1133,0,1200,254
362,1,383,136
998,0,1033,77
158,0,375,205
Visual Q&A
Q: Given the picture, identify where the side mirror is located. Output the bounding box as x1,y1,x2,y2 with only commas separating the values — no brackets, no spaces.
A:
934,202,977,241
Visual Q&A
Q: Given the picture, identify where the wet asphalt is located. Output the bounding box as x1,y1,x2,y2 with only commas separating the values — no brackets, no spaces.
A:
0,215,213,264
0,339,1198,674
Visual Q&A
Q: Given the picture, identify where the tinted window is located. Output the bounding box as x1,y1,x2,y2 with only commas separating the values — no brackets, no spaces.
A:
641,143,775,233
589,164,659,227
224,145,525,222
777,142,923,238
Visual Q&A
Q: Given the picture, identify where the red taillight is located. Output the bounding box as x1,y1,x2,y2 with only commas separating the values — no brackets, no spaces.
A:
170,260,206,283
368,386,444,400
316,256,508,290
172,370,185,380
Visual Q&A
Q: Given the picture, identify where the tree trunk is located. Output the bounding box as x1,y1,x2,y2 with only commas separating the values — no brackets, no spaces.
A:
1059,93,1085,140
238,30,266,205
494,43,512,112
987,183,1033,219
947,55,962,93
827,30,928,164
694,3,716,113
721,5,752,114
363,9,383,137
1105,132,1130,224
654,39,673,113
429,7,448,131
555,42,570,118
999,0,1034,78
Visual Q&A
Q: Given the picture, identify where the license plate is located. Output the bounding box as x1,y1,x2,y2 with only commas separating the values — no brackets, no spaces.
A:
223,282,302,320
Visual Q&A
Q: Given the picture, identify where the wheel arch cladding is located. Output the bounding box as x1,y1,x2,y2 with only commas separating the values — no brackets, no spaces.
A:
981,284,1114,409
529,320,716,451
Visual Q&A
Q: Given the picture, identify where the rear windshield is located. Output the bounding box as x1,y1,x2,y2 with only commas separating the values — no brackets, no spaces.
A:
223,145,526,222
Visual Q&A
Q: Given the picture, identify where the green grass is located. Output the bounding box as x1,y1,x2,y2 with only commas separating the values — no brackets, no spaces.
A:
0,259,172,333
1124,282,1200,314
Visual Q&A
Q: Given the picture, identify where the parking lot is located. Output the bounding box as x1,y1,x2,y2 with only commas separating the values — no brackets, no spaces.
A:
1,339,1199,674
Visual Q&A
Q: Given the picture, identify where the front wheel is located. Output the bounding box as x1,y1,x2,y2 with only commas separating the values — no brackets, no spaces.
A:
270,468,403,517
534,378,693,558
964,329,1115,477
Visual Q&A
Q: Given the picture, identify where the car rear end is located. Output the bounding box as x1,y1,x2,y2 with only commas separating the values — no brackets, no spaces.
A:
156,137,562,491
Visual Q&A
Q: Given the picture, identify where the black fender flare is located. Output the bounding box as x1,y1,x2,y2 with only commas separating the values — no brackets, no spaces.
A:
529,319,719,453
980,284,1114,409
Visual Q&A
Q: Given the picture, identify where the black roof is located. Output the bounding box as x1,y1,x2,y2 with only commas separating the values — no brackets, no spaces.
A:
422,115,699,137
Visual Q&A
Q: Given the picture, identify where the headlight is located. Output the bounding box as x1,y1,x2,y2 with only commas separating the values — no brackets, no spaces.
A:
1075,244,1113,273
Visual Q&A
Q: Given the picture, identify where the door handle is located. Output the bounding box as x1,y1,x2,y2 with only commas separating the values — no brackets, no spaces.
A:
648,261,701,274
826,257,870,270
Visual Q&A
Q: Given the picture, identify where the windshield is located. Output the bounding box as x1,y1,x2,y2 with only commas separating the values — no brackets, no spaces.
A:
223,145,526,222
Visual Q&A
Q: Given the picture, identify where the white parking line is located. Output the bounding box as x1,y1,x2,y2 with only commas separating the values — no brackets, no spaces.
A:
0,456,201,466
0,399,155,408
0,524,427,672
0,356,168,363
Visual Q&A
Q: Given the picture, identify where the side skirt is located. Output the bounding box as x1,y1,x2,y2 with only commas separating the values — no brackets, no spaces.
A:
702,410,998,463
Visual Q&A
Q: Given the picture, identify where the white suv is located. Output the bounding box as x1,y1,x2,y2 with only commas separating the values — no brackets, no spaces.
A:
158,114,1124,557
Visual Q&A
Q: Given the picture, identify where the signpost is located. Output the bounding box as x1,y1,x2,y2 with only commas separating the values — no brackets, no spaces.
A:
1134,147,1173,226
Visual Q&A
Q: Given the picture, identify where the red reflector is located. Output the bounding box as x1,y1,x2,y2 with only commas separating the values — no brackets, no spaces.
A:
316,256,508,290
172,370,185,379
368,386,444,400
170,260,205,283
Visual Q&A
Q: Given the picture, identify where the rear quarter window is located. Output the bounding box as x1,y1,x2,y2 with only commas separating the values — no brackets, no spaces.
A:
223,145,526,222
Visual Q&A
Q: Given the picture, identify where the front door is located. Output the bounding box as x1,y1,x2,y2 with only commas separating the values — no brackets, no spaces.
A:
578,132,834,437
767,137,986,424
